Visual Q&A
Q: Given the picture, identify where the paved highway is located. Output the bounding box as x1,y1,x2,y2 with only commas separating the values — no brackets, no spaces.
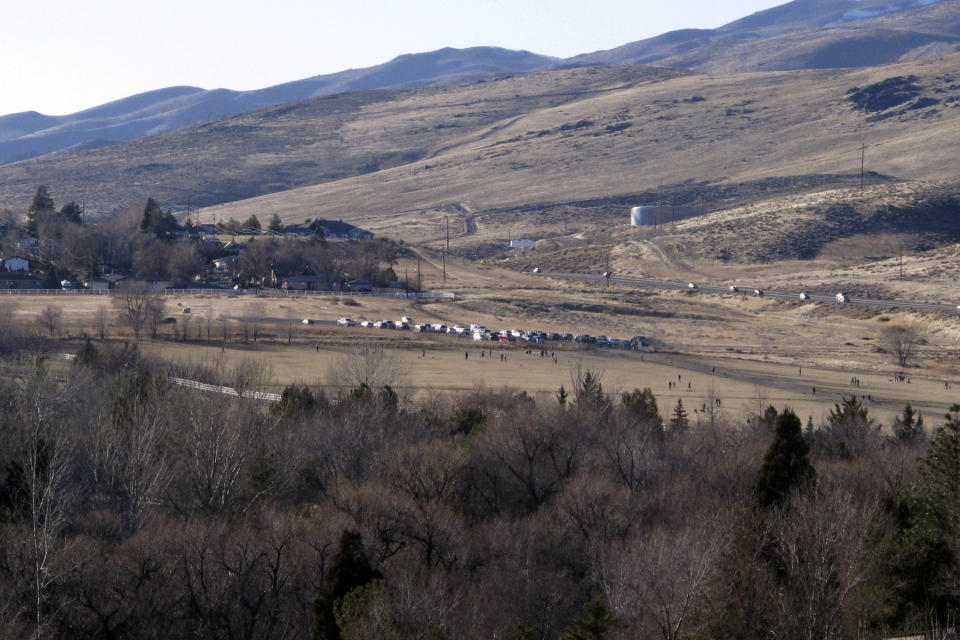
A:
536,272,960,315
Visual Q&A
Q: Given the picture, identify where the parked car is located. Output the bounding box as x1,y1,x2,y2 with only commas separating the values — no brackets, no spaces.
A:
836,292,849,304
302,318,315,325
728,285,739,293
415,323,431,332
561,333,574,341
400,316,413,325
532,267,541,273
60,280,73,289
360,320,374,328
754,289,764,297
337,317,355,326
687,282,697,290
799,292,810,301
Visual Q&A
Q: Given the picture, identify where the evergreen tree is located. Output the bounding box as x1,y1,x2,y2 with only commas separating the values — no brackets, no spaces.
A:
753,408,815,509
621,387,660,425
58,201,83,224
557,384,568,407
563,593,619,640
242,214,262,234
139,198,180,237
313,530,381,640
669,398,689,433
268,213,285,234
27,185,55,235
893,403,924,443
309,218,327,242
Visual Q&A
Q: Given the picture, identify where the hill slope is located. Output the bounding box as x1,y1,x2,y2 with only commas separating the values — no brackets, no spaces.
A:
572,0,960,72
0,47,556,166
0,65,685,215
179,53,960,243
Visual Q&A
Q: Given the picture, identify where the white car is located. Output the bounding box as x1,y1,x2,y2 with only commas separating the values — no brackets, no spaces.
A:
532,267,541,273
687,282,698,290
400,316,413,325
836,292,849,304
360,320,374,328
754,289,764,297
302,318,314,325
728,285,739,293
337,317,355,327
799,292,810,301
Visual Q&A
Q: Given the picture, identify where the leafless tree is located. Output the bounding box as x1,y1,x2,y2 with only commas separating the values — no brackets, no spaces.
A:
4,367,82,637
94,305,109,341
884,325,921,368
38,305,62,338
90,377,171,533
600,522,722,640
112,282,164,340
240,301,267,342
336,343,397,390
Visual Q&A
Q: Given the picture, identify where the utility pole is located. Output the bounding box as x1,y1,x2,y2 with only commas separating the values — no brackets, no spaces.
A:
417,255,422,292
860,142,866,190
443,216,448,285
658,185,663,230
405,267,409,293
899,243,903,281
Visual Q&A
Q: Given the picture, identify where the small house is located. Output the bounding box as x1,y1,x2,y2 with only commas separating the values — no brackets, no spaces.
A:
345,279,372,293
84,279,110,293
0,272,41,290
282,274,327,291
3,257,29,272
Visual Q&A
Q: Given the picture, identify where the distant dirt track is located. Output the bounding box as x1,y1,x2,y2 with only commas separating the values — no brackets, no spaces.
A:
537,271,960,315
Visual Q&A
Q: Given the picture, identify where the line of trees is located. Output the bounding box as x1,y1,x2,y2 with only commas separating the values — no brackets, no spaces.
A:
0,338,958,638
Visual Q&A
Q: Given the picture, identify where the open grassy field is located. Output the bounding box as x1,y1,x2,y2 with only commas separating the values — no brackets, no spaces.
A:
118,335,959,427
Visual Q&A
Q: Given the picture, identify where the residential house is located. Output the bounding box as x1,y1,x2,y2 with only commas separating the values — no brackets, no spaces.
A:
3,257,29,272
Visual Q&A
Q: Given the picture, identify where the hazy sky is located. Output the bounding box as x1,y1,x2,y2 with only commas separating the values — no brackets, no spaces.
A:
2,0,783,116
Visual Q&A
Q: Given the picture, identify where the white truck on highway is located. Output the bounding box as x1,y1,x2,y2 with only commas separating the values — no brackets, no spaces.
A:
836,292,849,304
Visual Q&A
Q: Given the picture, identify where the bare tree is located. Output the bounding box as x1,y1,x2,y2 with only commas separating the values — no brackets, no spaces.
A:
112,282,164,340
38,305,62,338
3,367,81,637
335,343,397,390
240,301,267,342
94,305,109,341
600,523,722,640
884,325,920,368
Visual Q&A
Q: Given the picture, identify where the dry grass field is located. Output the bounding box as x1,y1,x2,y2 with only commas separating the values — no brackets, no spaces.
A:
12,239,960,430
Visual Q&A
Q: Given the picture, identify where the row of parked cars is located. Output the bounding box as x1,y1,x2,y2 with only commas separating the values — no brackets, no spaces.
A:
335,317,650,348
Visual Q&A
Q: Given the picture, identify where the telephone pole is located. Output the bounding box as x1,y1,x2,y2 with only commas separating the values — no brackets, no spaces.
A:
443,216,449,284
860,142,866,190
899,243,903,281
417,255,422,292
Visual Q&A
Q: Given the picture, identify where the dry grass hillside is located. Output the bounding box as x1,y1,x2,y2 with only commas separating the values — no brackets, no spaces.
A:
0,66,684,216
191,53,960,245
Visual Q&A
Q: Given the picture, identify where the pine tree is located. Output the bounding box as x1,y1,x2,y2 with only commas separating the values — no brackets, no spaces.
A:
140,198,162,233
753,408,815,509
669,398,689,433
893,403,924,443
58,201,83,224
563,593,619,640
621,387,660,425
243,214,262,234
312,530,381,640
27,185,55,235
268,213,285,234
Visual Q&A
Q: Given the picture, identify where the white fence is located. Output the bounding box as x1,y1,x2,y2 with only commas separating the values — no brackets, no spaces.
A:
3,288,454,299
167,376,282,402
